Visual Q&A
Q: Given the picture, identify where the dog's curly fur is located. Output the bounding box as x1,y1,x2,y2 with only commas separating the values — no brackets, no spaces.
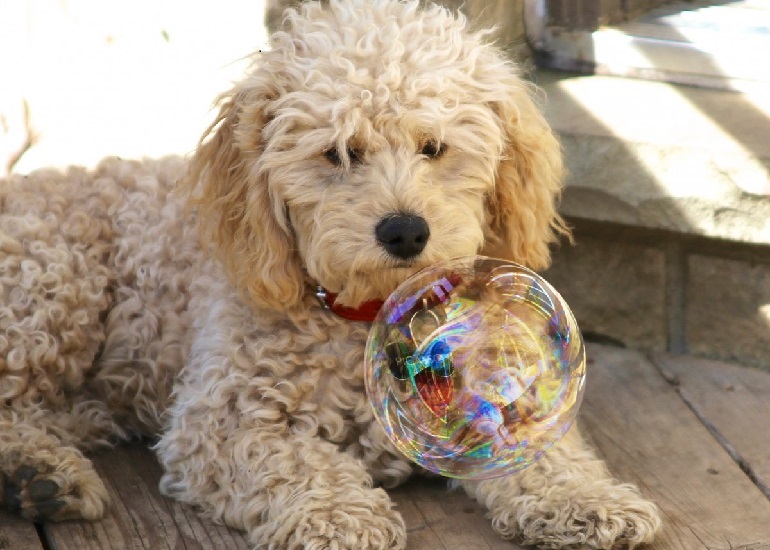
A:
1,1,661,547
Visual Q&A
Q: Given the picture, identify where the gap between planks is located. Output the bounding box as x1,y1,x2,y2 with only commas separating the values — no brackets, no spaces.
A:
581,344,770,549
6,345,770,549
650,351,770,501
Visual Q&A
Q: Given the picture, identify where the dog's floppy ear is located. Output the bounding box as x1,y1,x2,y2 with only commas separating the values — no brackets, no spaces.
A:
182,83,305,311
482,73,570,270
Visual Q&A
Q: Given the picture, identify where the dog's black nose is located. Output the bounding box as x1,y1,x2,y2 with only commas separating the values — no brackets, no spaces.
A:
375,214,430,260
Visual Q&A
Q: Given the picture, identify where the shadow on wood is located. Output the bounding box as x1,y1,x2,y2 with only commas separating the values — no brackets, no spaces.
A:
3,344,770,549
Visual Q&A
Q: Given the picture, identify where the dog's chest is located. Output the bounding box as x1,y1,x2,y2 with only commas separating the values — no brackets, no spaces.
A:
243,310,375,443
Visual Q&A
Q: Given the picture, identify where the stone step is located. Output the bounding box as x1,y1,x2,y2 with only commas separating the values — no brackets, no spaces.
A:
536,68,770,371
537,69,770,245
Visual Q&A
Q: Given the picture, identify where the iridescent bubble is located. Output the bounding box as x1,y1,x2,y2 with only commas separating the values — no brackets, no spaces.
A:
364,256,586,480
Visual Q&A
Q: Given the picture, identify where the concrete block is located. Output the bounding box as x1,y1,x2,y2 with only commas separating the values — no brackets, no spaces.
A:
686,255,770,371
543,236,667,351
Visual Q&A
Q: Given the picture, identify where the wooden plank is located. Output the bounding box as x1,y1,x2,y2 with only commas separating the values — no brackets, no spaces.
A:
35,444,527,550
390,477,528,550
652,352,770,499
0,511,44,550
40,445,250,550
28,346,770,549
580,344,770,548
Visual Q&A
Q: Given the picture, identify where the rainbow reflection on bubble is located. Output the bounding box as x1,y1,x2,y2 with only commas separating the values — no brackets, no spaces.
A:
364,256,586,480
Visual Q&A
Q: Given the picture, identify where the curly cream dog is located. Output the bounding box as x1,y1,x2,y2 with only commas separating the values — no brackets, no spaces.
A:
0,1,661,547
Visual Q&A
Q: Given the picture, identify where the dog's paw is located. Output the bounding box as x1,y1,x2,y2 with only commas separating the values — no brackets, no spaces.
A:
1,452,110,521
493,483,661,550
266,487,406,550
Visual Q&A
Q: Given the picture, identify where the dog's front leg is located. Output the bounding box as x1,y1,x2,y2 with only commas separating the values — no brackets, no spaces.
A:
157,422,406,549
460,425,661,549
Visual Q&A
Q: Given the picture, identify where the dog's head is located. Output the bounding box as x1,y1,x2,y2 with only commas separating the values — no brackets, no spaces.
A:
184,0,568,311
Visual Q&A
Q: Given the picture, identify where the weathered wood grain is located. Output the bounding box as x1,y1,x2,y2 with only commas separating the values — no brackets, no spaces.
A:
390,477,528,550
652,351,770,498
0,511,44,550
580,344,770,549
41,445,250,550
34,445,528,550
27,345,770,549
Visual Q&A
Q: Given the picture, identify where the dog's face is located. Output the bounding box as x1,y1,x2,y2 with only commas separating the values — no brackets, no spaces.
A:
273,58,505,305
186,0,566,311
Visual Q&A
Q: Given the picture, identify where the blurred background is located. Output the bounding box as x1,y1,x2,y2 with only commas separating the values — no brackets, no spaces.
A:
0,0,268,174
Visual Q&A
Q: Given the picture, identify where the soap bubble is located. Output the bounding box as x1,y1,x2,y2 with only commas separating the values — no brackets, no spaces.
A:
365,256,586,479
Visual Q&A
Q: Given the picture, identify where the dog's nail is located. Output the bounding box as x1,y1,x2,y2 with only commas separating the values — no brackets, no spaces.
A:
33,498,66,520
28,479,59,501
2,480,22,512
12,465,38,484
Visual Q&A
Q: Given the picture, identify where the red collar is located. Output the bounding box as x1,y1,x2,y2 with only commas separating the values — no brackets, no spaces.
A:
316,287,384,322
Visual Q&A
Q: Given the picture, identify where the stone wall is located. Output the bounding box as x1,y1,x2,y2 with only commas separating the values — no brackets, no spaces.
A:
544,221,770,372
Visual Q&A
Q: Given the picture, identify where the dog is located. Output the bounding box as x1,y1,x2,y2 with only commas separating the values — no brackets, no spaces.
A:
0,1,661,547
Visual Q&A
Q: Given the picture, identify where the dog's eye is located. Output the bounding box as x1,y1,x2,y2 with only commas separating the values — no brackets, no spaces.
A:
323,146,362,166
420,140,447,159
324,148,342,165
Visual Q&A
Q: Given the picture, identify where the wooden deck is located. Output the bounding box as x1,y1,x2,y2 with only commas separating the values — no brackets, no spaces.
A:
2,344,770,549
